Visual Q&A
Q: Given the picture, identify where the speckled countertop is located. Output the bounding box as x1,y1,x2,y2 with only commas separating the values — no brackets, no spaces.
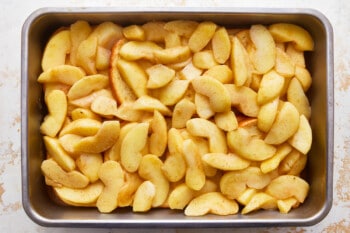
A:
0,0,349,232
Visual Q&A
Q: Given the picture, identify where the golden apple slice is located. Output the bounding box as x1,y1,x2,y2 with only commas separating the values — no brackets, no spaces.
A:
138,154,169,207
133,181,156,212
236,188,257,206
241,192,277,214
214,110,238,132
172,98,196,129
186,118,227,153
275,47,295,78
122,24,145,41
142,21,167,42
288,114,312,154
191,76,231,113
104,122,137,162
109,39,137,104
188,21,217,52
154,79,190,106
230,36,250,86
164,31,182,48
95,46,111,71
146,64,175,89
225,84,260,117
277,197,299,214
162,151,186,183
149,110,167,157
76,35,98,75
185,192,239,216
257,98,279,132
91,95,118,118
202,153,250,171
264,101,300,145
41,159,89,189
295,66,312,92
212,27,231,64
220,167,271,199
89,21,123,49
182,139,206,191
40,90,67,137
287,78,311,119
70,20,92,66
119,41,162,61
194,93,215,119
227,127,276,161
44,136,76,171
168,183,194,210
204,65,233,84
37,65,85,85
265,175,309,203
178,60,203,81
70,108,101,121
59,118,101,137
118,171,143,207
133,95,172,116
269,23,314,51
257,70,285,105
192,50,219,69
42,29,71,71
260,143,293,174
164,20,199,38
154,46,191,64
73,120,120,154
67,74,109,100
69,89,113,109
120,122,149,172
96,161,125,213
53,181,104,206
117,58,148,97
286,43,305,67
249,24,276,74
76,153,103,183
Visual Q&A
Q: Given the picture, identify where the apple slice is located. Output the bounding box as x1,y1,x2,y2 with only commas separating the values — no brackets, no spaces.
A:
264,101,300,145
269,23,314,51
42,29,71,71
109,39,137,104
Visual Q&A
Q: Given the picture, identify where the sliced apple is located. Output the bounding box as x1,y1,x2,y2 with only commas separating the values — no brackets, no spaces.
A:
265,175,309,203
257,70,284,105
40,90,67,137
212,27,231,64
73,120,120,154
288,114,312,154
109,39,137,104
225,84,260,117
53,181,104,206
287,78,311,119
37,65,85,85
264,101,300,145
269,23,314,51
191,76,231,112
117,59,148,97
67,74,109,100
227,127,276,161
42,29,71,71
188,21,217,53
249,24,276,73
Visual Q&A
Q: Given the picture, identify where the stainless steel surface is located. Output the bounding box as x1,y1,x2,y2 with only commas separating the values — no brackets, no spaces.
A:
21,7,334,228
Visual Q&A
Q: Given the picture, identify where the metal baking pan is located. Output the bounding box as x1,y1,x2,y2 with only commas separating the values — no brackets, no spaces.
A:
21,7,334,228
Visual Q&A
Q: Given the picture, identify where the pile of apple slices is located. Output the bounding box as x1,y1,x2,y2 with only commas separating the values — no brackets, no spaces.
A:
37,20,314,216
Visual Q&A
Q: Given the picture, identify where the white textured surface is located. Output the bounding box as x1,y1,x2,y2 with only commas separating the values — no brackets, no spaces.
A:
1,0,349,232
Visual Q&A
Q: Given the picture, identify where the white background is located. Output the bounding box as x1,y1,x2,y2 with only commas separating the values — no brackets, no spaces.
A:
1,0,349,232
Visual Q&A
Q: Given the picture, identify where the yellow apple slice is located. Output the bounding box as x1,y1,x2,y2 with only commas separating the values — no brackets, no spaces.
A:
42,29,71,71
269,23,314,51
